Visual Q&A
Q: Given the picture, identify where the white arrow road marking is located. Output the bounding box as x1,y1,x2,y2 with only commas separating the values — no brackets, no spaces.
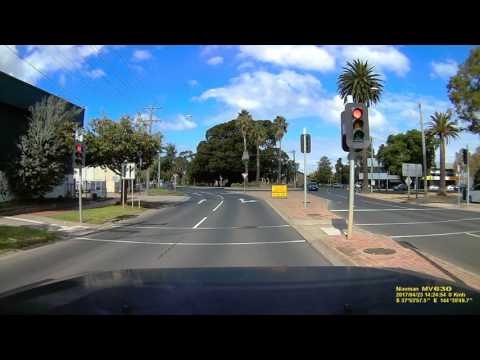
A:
212,200,223,212
193,216,208,229
239,198,257,203
197,199,207,204
74,237,306,246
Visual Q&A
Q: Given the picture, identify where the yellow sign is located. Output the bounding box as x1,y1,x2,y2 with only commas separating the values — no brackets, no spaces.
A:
422,176,433,180
272,185,288,198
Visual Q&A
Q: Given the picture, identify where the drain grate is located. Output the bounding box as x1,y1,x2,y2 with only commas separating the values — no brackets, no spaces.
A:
363,247,396,255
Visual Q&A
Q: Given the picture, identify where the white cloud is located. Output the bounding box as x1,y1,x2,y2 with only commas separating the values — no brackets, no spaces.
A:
158,115,197,131
430,59,458,80
188,79,199,87
238,45,335,72
85,68,105,79
0,45,105,85
237,61,255,70
327,45,410,77
207,56,223,65
132,49,152,61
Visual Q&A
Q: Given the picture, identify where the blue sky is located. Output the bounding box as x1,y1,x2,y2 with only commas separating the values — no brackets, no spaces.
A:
1,45,477,172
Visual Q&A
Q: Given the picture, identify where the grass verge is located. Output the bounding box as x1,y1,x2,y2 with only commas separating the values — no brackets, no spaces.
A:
47,205,146,224
145,188,184,196
0,225,58,251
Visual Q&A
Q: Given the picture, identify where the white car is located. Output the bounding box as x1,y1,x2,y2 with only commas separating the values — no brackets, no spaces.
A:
447,185,456,192
470,184,480,203
428,185,439,191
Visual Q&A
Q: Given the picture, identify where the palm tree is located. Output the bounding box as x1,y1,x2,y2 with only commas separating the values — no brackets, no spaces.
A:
235,109,253,181
337,59,384,192
274,116,288,183
427,111,461,196
252,122,268,183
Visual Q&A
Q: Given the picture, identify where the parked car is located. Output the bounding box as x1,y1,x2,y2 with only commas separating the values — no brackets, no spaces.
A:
428,184,439,191
393,183,407,192
470,184,480,203
446,185,457,192
307,182,319,191
333,183,343,188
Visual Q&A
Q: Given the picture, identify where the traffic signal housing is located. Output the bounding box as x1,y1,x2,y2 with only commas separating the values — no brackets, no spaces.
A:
463,148,468,165
342,102,370,151
74,143,85,167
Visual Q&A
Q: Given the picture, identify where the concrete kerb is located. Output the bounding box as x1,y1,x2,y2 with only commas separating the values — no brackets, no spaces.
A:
260,197,355,266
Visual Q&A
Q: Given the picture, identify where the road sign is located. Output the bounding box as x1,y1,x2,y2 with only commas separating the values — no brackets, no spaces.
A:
272,184,288,198
405,176,412,186
242,151,249,161
124,163,136,180
402,163,422,177
242,172,248,179
300,134,311,153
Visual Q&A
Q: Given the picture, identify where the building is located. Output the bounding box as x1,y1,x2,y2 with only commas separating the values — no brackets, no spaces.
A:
358,158,401,189
73,166,120,197
0,70,84,201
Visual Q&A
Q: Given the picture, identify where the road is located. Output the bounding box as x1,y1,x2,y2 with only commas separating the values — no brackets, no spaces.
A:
312,187,480,275
0,187,330,294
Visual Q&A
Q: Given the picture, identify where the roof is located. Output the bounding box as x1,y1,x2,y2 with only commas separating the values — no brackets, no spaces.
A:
0,70,84,123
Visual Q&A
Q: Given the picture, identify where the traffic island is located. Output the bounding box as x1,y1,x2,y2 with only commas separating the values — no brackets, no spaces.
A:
0,225,58,254
248,190,480,291
45,205,146,225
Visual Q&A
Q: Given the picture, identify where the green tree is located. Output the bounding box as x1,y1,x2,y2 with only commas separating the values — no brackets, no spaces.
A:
334,158,349,184
252,121,269,183
6,96,82,199
448,47,480,134
85,116,160,202
313,156,333,184
337,59,384,191
273,115,288,183
427,111,461,196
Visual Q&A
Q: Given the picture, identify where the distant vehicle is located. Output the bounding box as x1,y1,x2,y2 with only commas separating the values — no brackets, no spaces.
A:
447,185,456,192
470,184,480,203
333,183,343,188
307,182,318,191
428,185,439,191
393,184,407,192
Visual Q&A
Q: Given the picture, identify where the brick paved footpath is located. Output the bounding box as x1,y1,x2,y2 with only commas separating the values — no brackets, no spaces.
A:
248,190,480,291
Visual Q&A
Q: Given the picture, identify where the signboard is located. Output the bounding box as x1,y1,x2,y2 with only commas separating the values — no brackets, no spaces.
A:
242,151,249,161
242,172,248,179
124,163,136,180
405,176,412,186
300,134,311,153
272,185,288,198
402,163,422,177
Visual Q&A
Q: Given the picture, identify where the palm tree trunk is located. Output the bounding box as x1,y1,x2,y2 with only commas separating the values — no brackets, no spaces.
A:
439,137,446,196
362,148,368,191
256,144,260,183
277,139,282,183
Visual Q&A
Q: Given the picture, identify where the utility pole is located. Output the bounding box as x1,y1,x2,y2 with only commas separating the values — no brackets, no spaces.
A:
143,105,162,194
157,149,162,188
467,145,470,207
419,103,428,199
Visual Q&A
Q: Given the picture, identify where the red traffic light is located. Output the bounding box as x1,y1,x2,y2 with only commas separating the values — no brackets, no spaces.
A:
75,144,82,153
352,108,363,119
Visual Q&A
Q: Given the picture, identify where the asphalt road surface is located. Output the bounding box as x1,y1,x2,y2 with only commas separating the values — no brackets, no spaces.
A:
312,187,480,275
0,187,330,294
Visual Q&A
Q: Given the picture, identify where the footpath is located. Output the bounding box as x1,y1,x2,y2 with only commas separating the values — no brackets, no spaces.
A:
248,190,480,291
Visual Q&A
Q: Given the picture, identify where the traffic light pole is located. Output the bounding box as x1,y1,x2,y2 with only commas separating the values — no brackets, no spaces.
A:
303,128,307,208
347,151,355,239
78,165,83,223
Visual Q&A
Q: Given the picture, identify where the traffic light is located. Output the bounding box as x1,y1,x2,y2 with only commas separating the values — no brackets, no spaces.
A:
463,148,468,165
342,103,369,152
74,143,85,167
300,133,311,153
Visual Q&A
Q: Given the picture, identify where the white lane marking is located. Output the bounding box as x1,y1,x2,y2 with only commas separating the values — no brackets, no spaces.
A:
74,237,306,246
331,208,451,212
391,230,480,239
111,224,290,230
239,198,257,203
212,200,224,212
467,233,480,238
3,216,45,224
358,217,480,226
193,216,208,229
197,199,207,204
192,192,202,196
